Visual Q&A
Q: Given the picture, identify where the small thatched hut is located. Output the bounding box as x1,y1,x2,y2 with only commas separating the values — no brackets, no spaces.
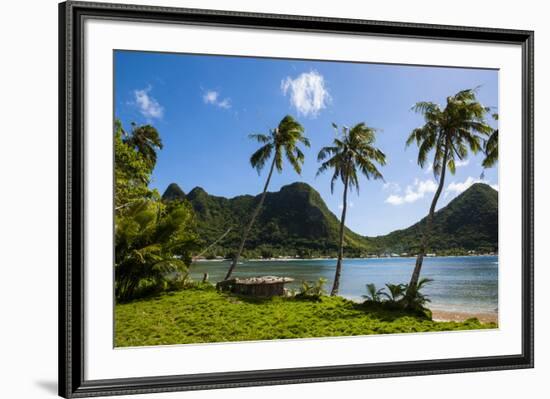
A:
217,276,294,297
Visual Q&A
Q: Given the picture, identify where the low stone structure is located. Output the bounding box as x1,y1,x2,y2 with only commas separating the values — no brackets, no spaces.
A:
217,276,294,297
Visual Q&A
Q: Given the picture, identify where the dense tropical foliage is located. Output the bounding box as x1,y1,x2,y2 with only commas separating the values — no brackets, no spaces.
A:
114,120,199,301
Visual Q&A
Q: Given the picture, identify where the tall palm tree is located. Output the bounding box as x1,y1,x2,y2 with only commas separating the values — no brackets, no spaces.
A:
482,113,499,168
124,122,163,169
224,115,310,280
406,88,493,292
317,123,386,296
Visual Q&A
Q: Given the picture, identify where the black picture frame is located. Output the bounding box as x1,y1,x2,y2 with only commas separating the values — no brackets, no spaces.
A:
59,1,534,397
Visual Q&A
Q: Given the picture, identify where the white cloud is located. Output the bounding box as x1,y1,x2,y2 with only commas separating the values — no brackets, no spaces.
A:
203,90,231,109
203,90,218,104
134,86,163,119
385,179,438,205
385,195,404,206
446,176,481,196
217,98,231,109
281,70,331,117
445,176,498,197
383,182,401,192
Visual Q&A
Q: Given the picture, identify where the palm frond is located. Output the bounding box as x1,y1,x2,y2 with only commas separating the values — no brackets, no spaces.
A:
285,146,304,174
249,143,273,173
482,129,498,168
411,101,440,116
248,133,271,143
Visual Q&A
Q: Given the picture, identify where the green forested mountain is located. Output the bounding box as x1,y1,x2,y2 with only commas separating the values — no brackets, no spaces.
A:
372,183,498,255
162,182,498,258
161,182,186,202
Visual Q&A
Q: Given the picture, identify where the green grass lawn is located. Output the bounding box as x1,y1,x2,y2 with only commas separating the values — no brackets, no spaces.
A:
115,285,497,347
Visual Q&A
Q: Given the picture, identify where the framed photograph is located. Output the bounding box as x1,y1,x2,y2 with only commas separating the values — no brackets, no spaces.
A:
59,1,534,397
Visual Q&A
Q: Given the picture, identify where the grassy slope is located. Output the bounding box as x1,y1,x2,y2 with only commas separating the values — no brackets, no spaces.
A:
115,286,496,347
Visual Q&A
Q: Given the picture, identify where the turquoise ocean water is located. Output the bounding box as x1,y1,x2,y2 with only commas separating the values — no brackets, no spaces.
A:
189,256,498,314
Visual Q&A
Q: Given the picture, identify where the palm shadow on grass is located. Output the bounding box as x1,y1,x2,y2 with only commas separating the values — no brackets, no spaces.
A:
222,292,426,323
351,301,431,322
224,293,275,305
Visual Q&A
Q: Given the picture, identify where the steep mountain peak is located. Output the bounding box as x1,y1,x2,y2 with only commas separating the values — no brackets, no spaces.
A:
462,182,497,195
470,182,494,190
277,182,324,204
280,181,316,193
444,182,498,211
161,183,186,202
187,186,208,199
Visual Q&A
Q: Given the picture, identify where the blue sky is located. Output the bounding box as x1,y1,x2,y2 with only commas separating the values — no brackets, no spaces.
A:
114,50,498,237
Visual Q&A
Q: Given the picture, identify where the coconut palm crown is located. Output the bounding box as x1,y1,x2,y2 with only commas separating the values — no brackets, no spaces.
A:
249,115,310,175
318,123,386,193
124,122,163,169
406,89,493,178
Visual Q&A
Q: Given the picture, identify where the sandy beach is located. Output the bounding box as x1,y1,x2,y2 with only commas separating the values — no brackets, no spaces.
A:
432,310,498,324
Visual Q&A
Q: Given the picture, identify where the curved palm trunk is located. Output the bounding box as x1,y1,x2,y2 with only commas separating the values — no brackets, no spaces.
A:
224,157,277,280
193,228,232,263
331,174,349,296
407,145,449,291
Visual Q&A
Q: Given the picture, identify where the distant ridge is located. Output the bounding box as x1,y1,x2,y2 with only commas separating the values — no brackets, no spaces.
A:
162,181,498,257
373,183,498,254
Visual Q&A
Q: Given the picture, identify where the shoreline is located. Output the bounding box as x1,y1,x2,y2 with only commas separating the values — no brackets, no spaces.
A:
431,309,498,324
196,254,498,262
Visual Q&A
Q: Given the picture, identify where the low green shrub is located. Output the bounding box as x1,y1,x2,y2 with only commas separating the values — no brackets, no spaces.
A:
402,277,434,311
362,283,386,303
295,277,328,301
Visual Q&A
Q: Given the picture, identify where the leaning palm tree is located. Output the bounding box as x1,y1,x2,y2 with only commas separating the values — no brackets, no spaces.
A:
317,123,386,296
224,115,310,280
482,113,499,168
406,88,493,293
